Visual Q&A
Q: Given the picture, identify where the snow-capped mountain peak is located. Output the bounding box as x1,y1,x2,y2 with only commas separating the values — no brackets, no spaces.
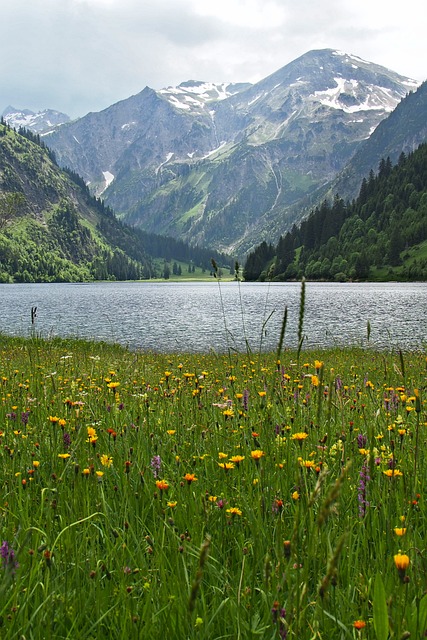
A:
2,106,70,134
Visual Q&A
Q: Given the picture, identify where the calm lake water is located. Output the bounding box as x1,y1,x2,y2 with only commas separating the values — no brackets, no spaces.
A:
0,281,426,352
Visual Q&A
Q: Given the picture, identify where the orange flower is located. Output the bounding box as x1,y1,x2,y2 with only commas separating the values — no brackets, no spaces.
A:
394,552,410,571
183,473,197,484
155,479,169,491
394,552,410,582
353,620,366,630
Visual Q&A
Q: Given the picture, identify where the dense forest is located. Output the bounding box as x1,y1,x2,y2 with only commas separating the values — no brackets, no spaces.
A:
0,120,232,282
244,143,427,281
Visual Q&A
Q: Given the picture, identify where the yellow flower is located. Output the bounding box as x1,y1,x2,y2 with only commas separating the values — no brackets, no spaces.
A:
230,455,245,465
218,452,228,459
107,381,120,389
100,454,113,468
167,429,176,435
314,360,324,370
167,501,177,508
218,462,235,470
258,391,267,398
33,461,40,468
291,432,308,442
394,528,407,536
311,375,320,387
82,468,91,476
383,469,403,477
292,491,300,500
95,471,104,477
251,450,265,460
49,416,60,423
226,507,242,516
299,459,315,468
58,453,71,459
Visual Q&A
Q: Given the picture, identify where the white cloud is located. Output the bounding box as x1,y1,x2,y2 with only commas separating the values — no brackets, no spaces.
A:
1,0,426,119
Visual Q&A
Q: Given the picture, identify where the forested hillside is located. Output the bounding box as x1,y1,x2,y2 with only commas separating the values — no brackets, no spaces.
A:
244,143,427,281
0,121,230,282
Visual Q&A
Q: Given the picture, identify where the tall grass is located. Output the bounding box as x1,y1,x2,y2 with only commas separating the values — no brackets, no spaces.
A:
0,323,426,638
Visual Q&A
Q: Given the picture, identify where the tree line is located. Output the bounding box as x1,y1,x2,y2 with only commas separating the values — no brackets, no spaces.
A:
244,143,427,282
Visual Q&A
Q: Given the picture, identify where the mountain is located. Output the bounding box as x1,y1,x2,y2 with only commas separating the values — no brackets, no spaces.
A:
39,49,419,255
2,106,71,134
0,122,230,283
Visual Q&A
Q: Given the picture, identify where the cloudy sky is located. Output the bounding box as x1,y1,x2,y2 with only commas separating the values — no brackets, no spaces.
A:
2,0,426,119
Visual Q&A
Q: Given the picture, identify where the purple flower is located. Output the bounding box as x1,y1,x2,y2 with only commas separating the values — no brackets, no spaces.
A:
271,603,287,638
357,433,367,449
0,541,19,574
358,463,370,518
150,455,162,478
21,411,30,425
63,432,71,449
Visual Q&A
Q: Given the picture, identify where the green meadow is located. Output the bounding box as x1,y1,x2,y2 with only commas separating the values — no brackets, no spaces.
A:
1,329,426,638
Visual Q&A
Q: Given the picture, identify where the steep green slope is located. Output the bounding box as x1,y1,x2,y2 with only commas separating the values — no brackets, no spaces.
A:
244,143,427,282
0,123,231,282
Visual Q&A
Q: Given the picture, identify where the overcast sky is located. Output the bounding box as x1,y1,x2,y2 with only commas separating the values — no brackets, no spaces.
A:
2,0,426,119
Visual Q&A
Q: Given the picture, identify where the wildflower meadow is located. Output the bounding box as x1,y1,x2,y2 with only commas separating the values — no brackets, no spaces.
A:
1,325,427,638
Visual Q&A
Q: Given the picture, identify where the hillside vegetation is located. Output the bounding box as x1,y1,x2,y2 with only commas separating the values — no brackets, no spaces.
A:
244,143,427,281
0,122,231,283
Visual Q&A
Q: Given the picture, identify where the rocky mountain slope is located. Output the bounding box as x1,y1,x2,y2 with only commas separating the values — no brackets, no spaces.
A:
18,49,420,256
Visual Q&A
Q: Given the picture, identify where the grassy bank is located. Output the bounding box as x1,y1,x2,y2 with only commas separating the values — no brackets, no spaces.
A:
0,334,426,638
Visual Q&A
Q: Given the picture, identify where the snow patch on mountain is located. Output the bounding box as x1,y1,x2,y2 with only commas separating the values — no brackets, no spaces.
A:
102,171,114,188
313,77,401,113
158,81,251,114
155,153,174,174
